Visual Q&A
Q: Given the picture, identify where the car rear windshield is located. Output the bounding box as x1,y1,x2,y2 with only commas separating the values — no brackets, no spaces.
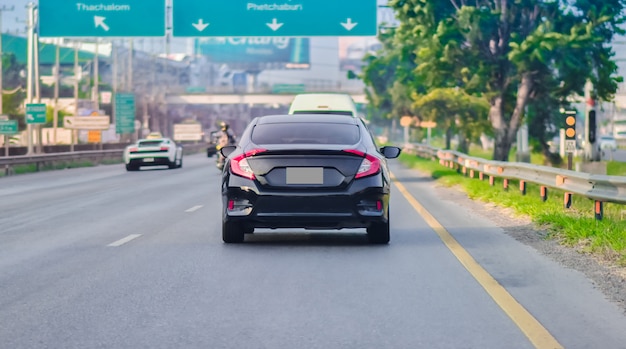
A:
138,140,163,147
251,123,360,145
292,110,354,116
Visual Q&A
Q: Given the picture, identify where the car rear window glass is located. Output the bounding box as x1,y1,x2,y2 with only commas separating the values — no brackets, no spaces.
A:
138,140,163,147
251,123,360,145
292,110,354,116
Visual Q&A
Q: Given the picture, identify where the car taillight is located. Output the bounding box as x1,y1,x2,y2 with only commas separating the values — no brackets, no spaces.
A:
129,147,138,152
344,149,380,179
230,149,267,180
160,146,169,151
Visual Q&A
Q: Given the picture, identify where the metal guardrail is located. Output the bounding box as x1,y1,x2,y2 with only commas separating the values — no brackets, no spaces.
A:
404,143,626,220
0,144,207,175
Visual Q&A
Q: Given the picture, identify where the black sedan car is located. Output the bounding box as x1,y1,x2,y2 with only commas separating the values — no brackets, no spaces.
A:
219,114,401,244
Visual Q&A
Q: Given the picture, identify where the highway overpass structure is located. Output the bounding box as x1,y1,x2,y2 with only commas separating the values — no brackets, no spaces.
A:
165,93,368,106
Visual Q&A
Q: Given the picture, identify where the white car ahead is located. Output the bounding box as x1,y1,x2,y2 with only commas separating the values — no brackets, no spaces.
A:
123,137,183,171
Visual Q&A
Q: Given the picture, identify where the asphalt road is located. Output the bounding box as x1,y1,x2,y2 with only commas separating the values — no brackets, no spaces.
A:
1,154,625,349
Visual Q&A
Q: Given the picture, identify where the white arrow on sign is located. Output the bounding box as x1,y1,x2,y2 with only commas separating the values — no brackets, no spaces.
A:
192,19,209,31
340,18,358,31
94,16,110,31
266,18,283,31
27,114,34,121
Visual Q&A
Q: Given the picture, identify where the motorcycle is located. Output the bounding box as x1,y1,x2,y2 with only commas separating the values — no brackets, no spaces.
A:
216,146,225,170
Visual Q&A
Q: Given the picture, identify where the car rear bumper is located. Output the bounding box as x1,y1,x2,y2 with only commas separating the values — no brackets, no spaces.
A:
128,156,171,166
223,186,389,230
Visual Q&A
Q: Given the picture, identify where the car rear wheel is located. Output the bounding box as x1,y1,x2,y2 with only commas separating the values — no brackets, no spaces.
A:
177,156,183,168
222,221,245,243
367,219,390,244
125,164,138,171
168,157,178,169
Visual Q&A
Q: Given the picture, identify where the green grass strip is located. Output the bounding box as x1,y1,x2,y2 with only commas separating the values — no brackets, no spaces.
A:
399,153,626,266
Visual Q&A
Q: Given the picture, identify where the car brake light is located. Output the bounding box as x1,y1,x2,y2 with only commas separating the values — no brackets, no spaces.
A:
343,149,381,179
230,149,267,180
129,147,138,152
160,146,169,151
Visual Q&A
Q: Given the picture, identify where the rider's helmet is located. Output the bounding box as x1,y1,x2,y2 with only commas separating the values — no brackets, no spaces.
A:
220,121,229,131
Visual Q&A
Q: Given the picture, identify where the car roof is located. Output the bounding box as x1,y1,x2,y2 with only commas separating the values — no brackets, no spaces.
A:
138,138,170,142
255,114,359,125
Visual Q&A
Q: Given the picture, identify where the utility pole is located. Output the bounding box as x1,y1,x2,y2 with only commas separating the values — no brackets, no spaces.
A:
33,5,42,154
71,41,79,152
127,38,133,90
25,2,35,155
93,39,99,112
53,38,60,144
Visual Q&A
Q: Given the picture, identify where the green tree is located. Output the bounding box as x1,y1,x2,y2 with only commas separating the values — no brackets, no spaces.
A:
1,53,26,129
412,87,490,152
386,0,624,161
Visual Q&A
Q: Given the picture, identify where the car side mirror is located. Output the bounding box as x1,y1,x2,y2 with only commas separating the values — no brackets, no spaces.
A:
380,146,401,159
220,145,237,158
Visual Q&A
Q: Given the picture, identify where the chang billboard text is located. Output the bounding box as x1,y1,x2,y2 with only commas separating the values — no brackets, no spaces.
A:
196,37,310,70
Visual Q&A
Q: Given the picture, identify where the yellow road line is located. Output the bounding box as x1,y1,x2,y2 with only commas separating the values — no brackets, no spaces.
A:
391,173,563,349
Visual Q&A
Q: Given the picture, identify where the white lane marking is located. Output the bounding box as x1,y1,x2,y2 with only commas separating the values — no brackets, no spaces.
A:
185,205,203,212
107,234,142,247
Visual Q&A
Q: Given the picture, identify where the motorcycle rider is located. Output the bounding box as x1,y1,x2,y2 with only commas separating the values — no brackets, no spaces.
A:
216,121,237,169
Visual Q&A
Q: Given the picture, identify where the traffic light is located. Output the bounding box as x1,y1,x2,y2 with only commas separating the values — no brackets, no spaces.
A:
564,111,577,141
588,110,596,143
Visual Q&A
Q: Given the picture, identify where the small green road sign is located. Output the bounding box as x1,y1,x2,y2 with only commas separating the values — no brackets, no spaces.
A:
26,103,47,124
115,93,136,134
272,84,306,94
38,0,166,37
0,120,18,135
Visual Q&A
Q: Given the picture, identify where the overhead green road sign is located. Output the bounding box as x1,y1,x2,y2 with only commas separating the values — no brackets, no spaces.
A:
173,0,377,37
26,103,47,124
38,0,166,37
0,120,18,135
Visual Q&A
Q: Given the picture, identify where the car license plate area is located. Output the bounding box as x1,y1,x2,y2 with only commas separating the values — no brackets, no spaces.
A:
143,158,154,162
286,167,323,185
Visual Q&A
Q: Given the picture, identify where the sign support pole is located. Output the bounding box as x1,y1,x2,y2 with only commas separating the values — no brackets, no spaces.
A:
26,2,35,155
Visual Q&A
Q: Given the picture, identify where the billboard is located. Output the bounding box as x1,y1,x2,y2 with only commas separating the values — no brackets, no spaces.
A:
196,37,310,70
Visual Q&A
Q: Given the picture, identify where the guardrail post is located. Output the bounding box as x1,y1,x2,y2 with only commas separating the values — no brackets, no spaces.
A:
489,175,495,186
564,192,572,209
540,186,548,202
479,172,484,181
595,201,603,221
462,166,467,176
520,180,526,195
469,169,474,178
503,178,509,191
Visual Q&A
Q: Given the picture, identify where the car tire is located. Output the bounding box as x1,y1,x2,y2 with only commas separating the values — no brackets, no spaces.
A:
367,219,390,244
242,224,254,234
223,221,245,243
168,157,178,169
177,156,183,168
125,164,138,171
